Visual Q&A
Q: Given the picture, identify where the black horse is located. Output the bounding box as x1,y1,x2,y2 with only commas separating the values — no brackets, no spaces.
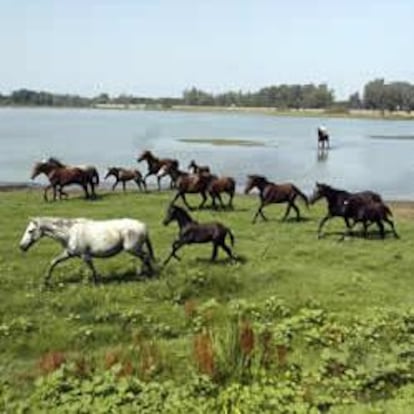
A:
309,182,383,238
342,197,399,239
162,204,237,265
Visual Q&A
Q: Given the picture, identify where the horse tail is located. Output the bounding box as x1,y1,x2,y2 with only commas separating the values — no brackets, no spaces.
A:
384,204,393,217
293,186,309,207
145,234,155,260
227,228,235,247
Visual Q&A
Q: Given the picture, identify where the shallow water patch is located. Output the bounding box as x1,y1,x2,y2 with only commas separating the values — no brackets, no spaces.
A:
178,138,267,147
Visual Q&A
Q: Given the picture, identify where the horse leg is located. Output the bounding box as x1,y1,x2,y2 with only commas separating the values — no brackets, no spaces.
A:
52,185,58,202
89,181,96,199
216,193,225,209
253,203,267,223
317,214,332,238
82,184,90,199
384,217,400,238
211,243,218,261
374,220,385,239
128,248,153,277
228,191,234,209
82,255,99,283
122,181,126,192
43,185,51,201
58,186,66,200
181,193,194,210
112,180,118,191
157,175,162,191
45,250,73,286
288,200,301,221
163,240,184,266
171,191,180,204
135,179,142,191
282,203,292,221
219,241,237,261
143,172,151,189
198,192,207,209
210,193,217,209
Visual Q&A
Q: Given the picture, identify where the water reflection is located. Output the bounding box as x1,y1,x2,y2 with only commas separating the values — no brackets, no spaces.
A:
317,148,329,162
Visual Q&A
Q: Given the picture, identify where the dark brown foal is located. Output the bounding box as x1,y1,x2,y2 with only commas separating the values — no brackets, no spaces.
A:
162,204,237,265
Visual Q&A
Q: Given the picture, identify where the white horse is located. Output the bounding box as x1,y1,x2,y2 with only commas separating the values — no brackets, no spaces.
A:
19,217,155,285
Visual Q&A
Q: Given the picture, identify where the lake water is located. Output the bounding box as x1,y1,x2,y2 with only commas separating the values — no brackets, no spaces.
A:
1,107,414,199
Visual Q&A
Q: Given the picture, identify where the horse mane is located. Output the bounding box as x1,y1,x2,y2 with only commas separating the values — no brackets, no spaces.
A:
47,157,66,167
248,174,268,183
169,204,196,223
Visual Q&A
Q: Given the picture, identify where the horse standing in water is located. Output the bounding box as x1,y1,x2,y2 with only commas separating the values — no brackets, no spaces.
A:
137,150,179,190
46,157,99,198
317,126,330,150
309,182,383,238
245,175,308,223
19,217,155,286
105,167,146,192
162,204,237,265
31,160,91,201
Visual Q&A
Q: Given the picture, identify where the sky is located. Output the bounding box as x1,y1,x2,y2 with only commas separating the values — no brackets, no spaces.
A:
0,0,413,100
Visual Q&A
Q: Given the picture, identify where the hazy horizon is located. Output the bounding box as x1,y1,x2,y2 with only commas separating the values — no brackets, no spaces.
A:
1,0,413,100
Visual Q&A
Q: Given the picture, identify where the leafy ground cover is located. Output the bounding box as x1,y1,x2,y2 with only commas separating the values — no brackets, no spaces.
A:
1,188,414,412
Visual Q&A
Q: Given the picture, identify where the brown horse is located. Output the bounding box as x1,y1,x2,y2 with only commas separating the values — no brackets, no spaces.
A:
171,170,213,210
208,176,236,209
162,204,237,265
245,175,308,223
137,150,179,190
317,126,329,150
105,167,146,192
188,160,211,175
46,157,99,198
31,161,90,201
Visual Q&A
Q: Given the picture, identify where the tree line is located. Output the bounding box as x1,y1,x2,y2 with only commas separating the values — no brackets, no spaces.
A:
1,79,414,112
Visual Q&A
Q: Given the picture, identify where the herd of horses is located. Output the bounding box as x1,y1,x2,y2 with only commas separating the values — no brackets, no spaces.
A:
25,131,400,284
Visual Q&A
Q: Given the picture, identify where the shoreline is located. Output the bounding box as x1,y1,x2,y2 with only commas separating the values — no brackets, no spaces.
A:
2,104,414,121
2,185,414,209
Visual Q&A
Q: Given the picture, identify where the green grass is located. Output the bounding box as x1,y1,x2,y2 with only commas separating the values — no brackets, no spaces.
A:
2,188,414,411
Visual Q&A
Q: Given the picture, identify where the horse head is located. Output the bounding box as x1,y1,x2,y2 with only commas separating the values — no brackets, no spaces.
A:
137,150,154,162
163,203,179,226
188,160,196,170
19,218,43,251
163,204,193,228
309,182,329,204
244,174,267,194
104,167,118,180
31,161,51,179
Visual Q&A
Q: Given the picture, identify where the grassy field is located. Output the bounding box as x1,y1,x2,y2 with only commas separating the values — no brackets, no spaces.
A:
2,188,414,412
